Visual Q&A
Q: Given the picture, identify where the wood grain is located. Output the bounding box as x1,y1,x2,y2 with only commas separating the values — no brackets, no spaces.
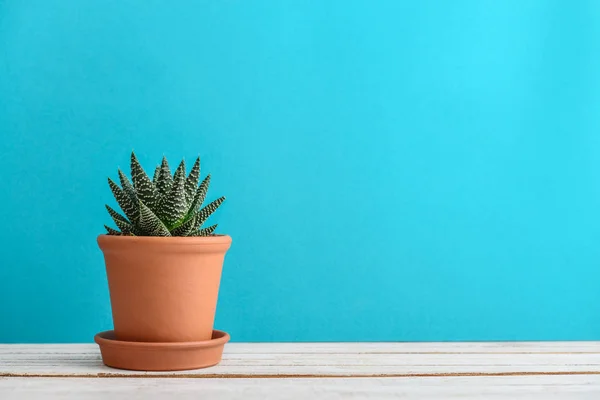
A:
2,342,600,378
1,342,600,398
2,376,600,400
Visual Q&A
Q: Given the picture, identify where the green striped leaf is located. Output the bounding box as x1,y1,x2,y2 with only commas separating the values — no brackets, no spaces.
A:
155,156,173,199
188,174,211,215
104,225,121,235
138,201,171,236
114,218,133,235
196,196,225,227
152,165,160,185
130,152,157,209
184,157,200,203
159,162,188,226
173,159,186,185
108,178,139,222
170,214,197,236
197,224,218,236
105,204,129,224
118,169,138,204
105,204,133,234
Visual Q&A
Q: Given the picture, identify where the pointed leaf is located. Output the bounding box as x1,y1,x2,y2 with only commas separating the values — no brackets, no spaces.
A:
104,225,121,235
114,218,133,235
130,152,157,209
159,162,188,225
105,204,129,224
197,224,217,236
184,157,200,203
118,169,138,203
189,174,211,214
105,203,133,234
108,178,139,222
155,156,173,199
170,214,197,236
105,205,133,234
197,196,225,227
187,210,204,232
152,166,160,184
139,201,171,236
173,159,186,184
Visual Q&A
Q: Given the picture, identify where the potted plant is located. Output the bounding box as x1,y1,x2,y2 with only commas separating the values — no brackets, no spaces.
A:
95,152,231,371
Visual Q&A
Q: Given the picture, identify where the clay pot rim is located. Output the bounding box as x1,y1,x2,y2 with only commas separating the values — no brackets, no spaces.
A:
95,329,230,349
98,234,231,243
97,234,232,252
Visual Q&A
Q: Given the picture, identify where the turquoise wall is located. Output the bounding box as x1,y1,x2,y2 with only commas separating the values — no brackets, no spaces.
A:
2,0,600,343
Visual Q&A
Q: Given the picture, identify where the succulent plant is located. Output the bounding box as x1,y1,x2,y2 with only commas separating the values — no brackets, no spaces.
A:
104,152,225,237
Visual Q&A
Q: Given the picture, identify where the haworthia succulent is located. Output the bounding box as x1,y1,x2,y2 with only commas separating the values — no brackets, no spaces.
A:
184,157,200,203
104,152,225,236
159,162,189,226
155,156,173,199
105,225,121,235
108,178,139,222
131,152,157,209
139,200,171,236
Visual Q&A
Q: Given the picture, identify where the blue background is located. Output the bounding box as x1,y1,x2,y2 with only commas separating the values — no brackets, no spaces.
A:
1,0,600,343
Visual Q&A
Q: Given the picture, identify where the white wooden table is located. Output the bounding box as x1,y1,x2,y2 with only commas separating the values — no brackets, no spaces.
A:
1,342,600,399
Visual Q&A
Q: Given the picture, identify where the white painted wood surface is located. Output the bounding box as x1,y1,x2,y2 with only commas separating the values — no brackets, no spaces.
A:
1,342,600,399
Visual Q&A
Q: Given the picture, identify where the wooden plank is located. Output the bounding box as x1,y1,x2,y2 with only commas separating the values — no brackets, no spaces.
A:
1,343,600,378
2,342,600,354
5,352,600,365
2,343,599,398
2,376,600,400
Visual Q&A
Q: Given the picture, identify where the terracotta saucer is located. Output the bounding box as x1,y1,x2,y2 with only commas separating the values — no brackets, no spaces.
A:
94,330,230,371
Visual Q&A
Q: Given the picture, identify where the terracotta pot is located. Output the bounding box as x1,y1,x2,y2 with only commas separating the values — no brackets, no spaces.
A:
97,235,232,343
